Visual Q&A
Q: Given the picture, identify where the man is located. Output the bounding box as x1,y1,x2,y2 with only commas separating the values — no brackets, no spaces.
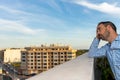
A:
88,21,120,80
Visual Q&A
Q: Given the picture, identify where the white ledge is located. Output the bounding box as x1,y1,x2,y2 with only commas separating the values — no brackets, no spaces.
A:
26,53,94,80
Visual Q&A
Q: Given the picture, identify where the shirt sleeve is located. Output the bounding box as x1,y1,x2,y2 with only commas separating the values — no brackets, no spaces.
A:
88,37,107,58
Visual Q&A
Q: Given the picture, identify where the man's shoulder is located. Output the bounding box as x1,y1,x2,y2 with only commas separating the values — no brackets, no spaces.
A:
111,35,120,49
117,34,120,40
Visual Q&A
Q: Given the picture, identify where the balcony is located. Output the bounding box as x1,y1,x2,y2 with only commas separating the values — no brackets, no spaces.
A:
26,53,94,80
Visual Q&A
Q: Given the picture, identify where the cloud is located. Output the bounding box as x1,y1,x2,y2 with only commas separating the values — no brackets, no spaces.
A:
0,19,45,35
0,5,29,15
72,0,120,16
40,0,63,13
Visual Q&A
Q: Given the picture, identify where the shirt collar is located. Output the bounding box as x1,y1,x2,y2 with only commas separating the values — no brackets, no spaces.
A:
110,34,120,49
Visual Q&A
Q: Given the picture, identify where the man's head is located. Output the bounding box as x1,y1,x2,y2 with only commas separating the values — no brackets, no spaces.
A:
96,21,117,41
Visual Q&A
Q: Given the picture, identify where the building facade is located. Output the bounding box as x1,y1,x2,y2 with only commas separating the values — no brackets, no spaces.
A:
4,48,25,63
21,44,76,75
0,49,4,61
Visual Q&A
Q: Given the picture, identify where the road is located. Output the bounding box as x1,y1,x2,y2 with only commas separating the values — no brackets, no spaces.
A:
0,59,25,80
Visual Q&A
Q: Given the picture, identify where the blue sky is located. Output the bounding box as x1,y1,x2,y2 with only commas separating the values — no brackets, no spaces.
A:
0,0,120,49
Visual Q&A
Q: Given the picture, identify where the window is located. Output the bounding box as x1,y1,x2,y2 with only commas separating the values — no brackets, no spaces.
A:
61,56,64,58
22,53,26,55
61,53,63,54
22,60,25,62
44,60,47,62
44,56,47,58
54,56,58,58
44,63,47,65
66,48,68,50
44,53,47,55
22,56,25,58
68,56,72,58
52,48,54,50
54,53,57,54
38,67,40,69
54,63,57,65
44,67,47,68
38,63,40,65
54,60,58,62
38,53,40,55
68,52,72,54
61,60,64,61
37,60,40,62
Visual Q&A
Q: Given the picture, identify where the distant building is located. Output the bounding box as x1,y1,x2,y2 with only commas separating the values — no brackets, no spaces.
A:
4,48,25,63
0,49,4,61
0,66,2,74
21,44,76,75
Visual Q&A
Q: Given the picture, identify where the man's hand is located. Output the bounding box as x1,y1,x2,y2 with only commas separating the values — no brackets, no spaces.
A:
96,34,101,40
96,29,101,40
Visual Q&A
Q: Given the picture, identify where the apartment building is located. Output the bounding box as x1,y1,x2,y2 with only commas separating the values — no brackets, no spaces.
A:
0,49,4,61
4,48,25,63
21,44,76,75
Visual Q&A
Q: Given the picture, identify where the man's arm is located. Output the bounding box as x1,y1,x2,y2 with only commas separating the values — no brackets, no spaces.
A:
88,37,107,58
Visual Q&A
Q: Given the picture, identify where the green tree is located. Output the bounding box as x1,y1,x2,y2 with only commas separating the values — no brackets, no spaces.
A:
76,49,88,56
95,57,114,80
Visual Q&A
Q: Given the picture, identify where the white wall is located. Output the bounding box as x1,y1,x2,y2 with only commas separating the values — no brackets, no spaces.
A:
4,49,21,63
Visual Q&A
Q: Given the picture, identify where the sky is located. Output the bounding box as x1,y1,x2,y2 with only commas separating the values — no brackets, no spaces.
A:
0,0,120,49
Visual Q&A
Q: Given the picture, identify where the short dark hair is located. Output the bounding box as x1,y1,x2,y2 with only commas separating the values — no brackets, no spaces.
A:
98,21,117,32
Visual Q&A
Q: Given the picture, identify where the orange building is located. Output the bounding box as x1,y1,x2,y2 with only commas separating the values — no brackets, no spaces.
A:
21,44,76,75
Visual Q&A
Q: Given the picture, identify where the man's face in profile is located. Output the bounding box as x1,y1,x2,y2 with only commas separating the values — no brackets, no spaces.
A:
97,24,110,41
